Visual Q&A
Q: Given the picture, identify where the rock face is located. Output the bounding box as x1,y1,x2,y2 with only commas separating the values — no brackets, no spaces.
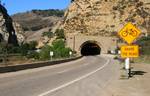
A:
13,22,25,43
63,0,150,36
0,4,24,45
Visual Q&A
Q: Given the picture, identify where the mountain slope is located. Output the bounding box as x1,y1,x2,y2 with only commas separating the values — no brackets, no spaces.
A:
63,0,150,36
12,9,64,42
12,10,64,31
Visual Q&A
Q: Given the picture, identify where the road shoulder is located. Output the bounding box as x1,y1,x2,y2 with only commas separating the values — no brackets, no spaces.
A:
109,63,150,96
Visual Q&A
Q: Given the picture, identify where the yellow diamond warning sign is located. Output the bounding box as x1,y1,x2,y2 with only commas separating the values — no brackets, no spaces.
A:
121,45,139,58
118,22,141,44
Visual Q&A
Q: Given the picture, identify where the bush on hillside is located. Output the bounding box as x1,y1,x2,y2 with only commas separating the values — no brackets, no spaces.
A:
39,39,72,60
39,45,53,60
55,29,65,39
52,39,72,58
32,9,64,17
136,36,150,55
19,41,38,56
42,31,54,38
27,51,39,59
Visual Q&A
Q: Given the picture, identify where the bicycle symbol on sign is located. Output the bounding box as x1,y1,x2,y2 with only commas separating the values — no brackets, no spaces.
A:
121,28,138,37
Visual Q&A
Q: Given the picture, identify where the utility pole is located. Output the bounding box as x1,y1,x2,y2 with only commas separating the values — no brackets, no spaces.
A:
73,35,75,52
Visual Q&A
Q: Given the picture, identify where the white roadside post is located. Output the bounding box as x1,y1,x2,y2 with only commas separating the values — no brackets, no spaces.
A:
50,51,54,60
125,58,131,77
118,50,121,55
69,51,72,58
125,58,130,70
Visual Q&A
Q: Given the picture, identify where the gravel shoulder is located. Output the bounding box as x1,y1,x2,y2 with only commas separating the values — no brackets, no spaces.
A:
109,63,150,96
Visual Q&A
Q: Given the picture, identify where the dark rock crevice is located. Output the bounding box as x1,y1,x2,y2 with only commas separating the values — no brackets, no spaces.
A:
0,4,18,46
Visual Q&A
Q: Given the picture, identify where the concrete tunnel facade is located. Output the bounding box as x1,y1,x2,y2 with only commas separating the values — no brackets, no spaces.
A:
66,33,118,56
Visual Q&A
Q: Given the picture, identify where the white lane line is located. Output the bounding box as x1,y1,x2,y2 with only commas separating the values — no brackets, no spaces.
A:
57,69,73,74
57,63,90,74
38,59,110,96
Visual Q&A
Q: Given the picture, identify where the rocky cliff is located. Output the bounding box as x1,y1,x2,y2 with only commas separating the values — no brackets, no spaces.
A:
63,0,150,36
0,4,24,45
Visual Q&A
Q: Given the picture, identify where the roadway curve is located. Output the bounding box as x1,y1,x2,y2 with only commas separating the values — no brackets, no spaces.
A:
0,55,120,96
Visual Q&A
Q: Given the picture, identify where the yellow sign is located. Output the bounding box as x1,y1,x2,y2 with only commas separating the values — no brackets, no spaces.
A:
118,22,141,44
121,45,139,58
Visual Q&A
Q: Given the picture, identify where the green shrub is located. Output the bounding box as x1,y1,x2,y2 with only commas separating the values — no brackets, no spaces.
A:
27,51,39,59
55,29,65,39
60,47,72,58
20,43,30,56
42,31,54,38
52,40,72,58
38,39,72,60
39,45,53,60
137,36,150,55
52,39,65,49
20,41,38,56
7,45,21,54
28,41,38,50
32,9,64,17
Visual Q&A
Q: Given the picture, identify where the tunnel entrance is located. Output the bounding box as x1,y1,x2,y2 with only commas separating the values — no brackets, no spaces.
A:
80,41,101,56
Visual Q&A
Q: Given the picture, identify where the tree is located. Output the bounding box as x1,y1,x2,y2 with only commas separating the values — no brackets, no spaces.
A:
52,39,65,49
20,43,30,56
6,44,21,53
52,40,72,58
19,41,37,56
136,36,150,55
39,45,53,60
42,31,54,38
55,29,65,39
0,42,8,64
28,41,38,50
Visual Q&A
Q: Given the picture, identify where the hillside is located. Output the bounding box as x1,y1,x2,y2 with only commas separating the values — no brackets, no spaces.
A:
12,9,64,31
12,9,64,42
63,0,150,36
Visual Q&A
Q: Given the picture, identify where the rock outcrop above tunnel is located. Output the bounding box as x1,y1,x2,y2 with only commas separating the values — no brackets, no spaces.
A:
0,4,24,45
63,0,150,36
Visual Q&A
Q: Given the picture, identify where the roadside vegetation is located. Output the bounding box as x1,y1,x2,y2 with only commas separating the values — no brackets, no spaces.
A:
40,29,71,60
135,35,150,64
0,29,73,66
32,9,64,17
39,39,72,60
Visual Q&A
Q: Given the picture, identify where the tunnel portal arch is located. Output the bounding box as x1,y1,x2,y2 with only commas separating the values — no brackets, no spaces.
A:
80,40,101,56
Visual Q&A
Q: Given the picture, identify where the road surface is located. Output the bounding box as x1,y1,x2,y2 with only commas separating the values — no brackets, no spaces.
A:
0,55,119,96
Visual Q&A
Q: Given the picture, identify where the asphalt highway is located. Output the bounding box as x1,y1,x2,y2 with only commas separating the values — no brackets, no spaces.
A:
0,55,119,96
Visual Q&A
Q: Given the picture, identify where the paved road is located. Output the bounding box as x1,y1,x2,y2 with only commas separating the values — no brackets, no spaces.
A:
0,55,119,96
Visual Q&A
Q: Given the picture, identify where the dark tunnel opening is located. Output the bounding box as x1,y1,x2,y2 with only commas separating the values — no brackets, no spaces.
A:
81,42,101,56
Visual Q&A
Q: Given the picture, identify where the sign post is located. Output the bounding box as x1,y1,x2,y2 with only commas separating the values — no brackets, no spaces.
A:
125,58,131,77
118,22,141,78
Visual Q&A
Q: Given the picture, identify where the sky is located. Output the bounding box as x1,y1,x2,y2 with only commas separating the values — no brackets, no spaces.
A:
3,0,71,15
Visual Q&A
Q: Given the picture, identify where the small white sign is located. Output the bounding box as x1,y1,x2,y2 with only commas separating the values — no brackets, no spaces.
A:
118,50,121,54
69,51,72,55
50,51,54,56
111,50,115,54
